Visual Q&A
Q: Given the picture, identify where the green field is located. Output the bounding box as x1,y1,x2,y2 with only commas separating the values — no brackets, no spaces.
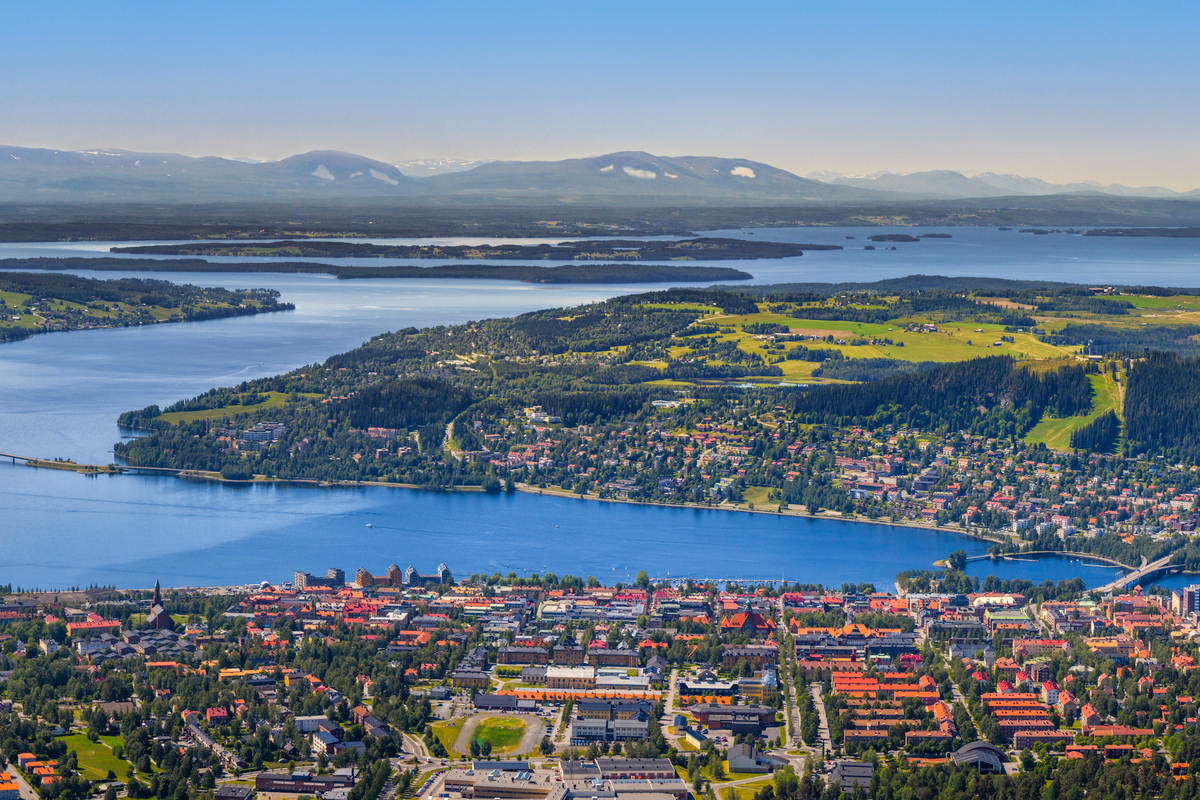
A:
472,717,528,752
664,309,1077,387
1025,373,1122,451
432,718,466,755
737,486,778,509
58,733,131,780
159,392,322,424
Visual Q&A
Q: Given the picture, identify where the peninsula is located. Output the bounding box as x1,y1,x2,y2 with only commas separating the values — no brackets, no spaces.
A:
0,271,293,344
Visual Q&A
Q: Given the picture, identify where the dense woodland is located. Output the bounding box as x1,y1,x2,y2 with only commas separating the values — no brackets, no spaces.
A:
0,272,292,343
114,236,832,260
0,258,752,285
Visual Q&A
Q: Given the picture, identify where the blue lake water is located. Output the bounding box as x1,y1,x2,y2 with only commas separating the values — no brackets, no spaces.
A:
0,227,1194,590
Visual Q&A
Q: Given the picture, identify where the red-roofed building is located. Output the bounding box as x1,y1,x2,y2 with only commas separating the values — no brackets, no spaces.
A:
720,599,773,634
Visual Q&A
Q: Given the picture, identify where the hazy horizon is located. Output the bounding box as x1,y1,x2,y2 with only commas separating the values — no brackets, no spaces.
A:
3,2,1197,190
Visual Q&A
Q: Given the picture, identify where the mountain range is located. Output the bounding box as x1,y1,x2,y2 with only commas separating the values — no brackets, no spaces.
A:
808,169,1200,199
1,144,1196,205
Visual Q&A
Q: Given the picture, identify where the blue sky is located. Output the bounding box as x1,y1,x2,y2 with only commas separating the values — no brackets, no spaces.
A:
3,1,1197,188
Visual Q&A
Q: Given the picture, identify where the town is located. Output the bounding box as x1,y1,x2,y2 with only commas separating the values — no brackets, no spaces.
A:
3,561,1200,800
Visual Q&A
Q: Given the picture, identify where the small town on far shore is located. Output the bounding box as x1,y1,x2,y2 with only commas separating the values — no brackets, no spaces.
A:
3,558,1200,800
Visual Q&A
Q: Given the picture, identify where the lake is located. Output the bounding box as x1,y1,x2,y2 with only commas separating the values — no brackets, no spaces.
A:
0,226,1194,590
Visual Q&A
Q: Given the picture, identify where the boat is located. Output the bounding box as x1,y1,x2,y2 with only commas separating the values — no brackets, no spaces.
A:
365,523,373,528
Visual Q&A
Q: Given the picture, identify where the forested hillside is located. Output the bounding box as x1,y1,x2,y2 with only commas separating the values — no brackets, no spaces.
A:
1124,353,1200,460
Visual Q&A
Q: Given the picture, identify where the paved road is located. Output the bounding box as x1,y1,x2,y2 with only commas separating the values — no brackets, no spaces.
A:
1096,553,1174,593
783,663,801,746
661,668,681,746
809,682,833,754
950,683,980,738
9,769,38,800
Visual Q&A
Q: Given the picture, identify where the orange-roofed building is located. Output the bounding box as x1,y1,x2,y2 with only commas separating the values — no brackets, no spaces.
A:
720,599,773,634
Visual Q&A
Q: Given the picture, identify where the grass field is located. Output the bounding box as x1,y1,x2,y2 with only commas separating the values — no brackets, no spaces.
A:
158,392,322,424
727,777,775,800
472,717,528,752
58,733,131,780
661,308,1078,388
1025,373,1122,451
738,486,778,509
432,718,466,756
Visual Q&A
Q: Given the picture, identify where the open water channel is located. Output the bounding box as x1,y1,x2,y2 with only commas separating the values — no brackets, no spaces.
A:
1,227,1198,589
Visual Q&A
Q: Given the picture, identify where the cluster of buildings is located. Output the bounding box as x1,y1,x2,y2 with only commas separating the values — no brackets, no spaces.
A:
442,758,685,800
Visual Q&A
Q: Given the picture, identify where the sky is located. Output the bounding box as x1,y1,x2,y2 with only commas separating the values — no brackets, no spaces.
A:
3,1,1198,189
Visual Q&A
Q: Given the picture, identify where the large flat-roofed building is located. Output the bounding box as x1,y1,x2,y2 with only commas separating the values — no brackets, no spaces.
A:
687,704,778,734
443,766,685,800
546,666,596,689
256,770,356,793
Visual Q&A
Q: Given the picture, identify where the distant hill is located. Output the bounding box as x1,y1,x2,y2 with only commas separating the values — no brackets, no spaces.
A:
810,168,1199,199
0,146,882,205
0,146,417,201
2,144,1197,205
420,151,881,203
393,158,493,177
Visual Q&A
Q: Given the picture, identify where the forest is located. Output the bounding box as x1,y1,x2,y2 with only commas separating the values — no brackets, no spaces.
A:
1124,353,1200,460
788,357,1093,432
113,236,835,260
0,272,293,343
0,257,752,284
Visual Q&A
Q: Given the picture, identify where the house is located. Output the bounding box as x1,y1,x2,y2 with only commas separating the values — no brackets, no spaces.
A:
726,743,787,774
1041,681,1060,706
206,707,229,725
214,787,253,800
828,760,873,791
1058,691,1078,716
1080,704,1102,728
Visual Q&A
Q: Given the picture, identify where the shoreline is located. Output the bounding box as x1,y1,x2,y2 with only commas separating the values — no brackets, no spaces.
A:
10,455,1000,558
513,482,1009,560
12,458,1156,581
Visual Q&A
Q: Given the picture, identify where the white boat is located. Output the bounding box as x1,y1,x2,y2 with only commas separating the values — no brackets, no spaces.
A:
365,523,373,528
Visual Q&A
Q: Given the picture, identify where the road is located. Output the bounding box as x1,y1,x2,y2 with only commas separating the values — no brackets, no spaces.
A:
1095,553,1176,593
9,768,38,800
661,668,681,747
950,682,981,739
809,682,833,754
783,663,801,746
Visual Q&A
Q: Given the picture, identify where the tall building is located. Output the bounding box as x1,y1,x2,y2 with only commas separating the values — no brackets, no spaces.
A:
295,569,345,590
1172,585,1200,618
147,579,174,631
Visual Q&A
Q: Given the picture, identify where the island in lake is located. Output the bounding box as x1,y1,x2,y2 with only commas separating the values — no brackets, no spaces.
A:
0,271,292,343
112,236,839,261
1,257,754,284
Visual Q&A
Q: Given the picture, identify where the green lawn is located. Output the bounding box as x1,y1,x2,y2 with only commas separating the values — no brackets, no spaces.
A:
737,486,778,509
432,718,466,756
158,392,322,424
472,717,528,752
728,777,775,800
1025,373,1122,451
58,733,131,781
